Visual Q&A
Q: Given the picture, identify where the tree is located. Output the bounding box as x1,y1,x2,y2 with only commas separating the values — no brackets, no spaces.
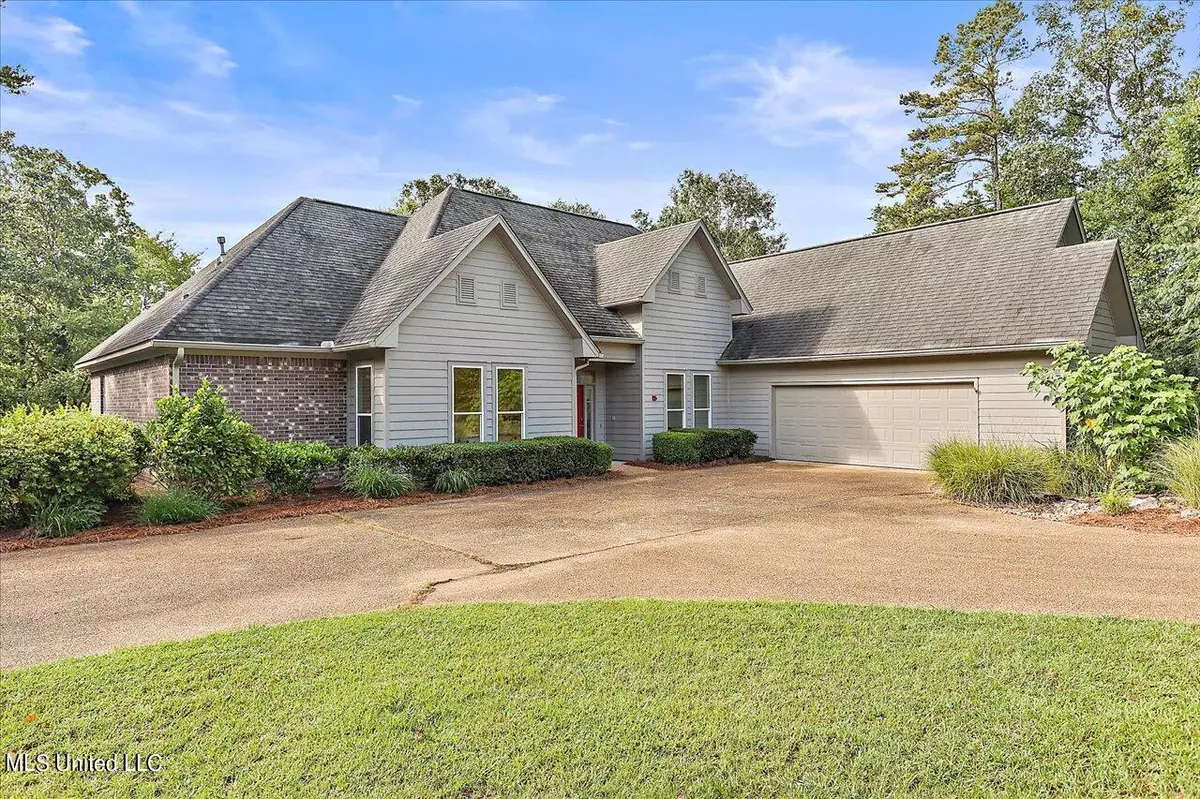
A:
872,0,1032,230
549,199,607,219
633,169,786,261
389,172,518,215
0,1,34,95
132,232,201,306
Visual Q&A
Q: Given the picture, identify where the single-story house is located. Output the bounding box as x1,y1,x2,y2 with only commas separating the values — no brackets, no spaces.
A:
77,190,1140,468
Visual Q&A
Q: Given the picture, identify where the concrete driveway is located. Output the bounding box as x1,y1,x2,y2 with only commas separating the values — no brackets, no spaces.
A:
4,462,1199,667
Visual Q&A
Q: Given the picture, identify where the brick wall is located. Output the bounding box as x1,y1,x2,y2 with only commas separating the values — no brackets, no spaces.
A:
91,356,172,423
179,354,348,446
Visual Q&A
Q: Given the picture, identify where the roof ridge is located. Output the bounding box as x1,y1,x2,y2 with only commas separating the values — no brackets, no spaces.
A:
305,196,408,220
595,219,699,249
731,197,1077,266
425,187,454,239
451,187,640,230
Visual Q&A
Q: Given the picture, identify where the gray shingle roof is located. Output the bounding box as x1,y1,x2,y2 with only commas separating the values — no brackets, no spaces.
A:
722,199,1114,361
594,221,701,306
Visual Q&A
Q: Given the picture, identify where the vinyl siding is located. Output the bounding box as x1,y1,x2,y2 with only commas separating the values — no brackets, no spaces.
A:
723,352,1066,456
1087,291,1120,353
604,357,644,461
640,239,734,453
383,231,577,445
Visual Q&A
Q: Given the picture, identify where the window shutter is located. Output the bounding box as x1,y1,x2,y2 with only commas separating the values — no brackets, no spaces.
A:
695,275,707,297
457,276,476,305
501,281,518,309
668,270,681,293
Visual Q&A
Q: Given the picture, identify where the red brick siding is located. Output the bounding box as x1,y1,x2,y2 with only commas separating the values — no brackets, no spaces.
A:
179,355,348,446
91,357,172,423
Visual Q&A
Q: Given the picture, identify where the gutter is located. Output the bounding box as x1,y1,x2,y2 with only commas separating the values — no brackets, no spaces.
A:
717,341,1072,366
77,339,340,370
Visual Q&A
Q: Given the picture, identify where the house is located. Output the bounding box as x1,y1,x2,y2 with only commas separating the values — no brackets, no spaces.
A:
76,190,1140,469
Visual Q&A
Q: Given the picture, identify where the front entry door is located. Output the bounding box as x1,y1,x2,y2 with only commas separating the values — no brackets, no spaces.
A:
576,384,595,439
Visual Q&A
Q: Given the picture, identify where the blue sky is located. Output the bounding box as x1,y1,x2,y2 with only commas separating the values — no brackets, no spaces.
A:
2,0,1011,258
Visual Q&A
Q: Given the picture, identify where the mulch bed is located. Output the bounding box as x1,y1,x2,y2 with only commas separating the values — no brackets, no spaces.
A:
1069,508,1200,537
0,471,625,553
624,456,772,471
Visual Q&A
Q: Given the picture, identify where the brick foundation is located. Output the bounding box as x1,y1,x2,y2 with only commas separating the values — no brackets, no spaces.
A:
91,356,172,423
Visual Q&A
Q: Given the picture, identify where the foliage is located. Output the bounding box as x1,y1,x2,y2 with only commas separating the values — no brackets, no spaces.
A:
433,468,476,494
652,428,758,465
1157,437,1200,508
137,490,224,526
0,405,142,528
1023,343,1197,488
548,199,607,219
262,441,337,496
0,2,33,95
1044,442,1115,499
131,231,201,306
28,495,106,538
352,437,613,488
142,381,266,499
633,169,786,261
872,0,1032,230
342,463,416,499
927,439,1055,504
1099,489,1134,515
389,172,518,215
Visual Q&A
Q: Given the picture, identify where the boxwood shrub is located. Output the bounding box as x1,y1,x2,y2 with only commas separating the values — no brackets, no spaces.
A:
652,428,758,465
263,441,337,495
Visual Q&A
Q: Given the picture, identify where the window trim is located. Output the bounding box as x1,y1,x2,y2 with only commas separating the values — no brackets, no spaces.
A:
665,371,686,430
692,372,712,429
450,364,485,443
494,365,526,441
355,364,374,446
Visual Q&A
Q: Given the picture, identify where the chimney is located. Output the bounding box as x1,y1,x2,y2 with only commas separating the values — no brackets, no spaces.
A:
217,236,226,256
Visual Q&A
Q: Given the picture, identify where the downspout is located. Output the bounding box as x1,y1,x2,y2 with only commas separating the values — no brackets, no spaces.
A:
171,346,185,390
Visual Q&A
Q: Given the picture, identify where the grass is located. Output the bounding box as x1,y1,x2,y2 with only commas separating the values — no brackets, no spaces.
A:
1099,489,1134,516
28,495,105,538
136,489,224,525
1159,437,1200,508
432,468,475,494
341,463,416,498
927,439,1054,504
2,601,1197,797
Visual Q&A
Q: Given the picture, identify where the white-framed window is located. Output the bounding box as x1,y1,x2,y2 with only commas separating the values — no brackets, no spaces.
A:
355,365,374,445
451,365,483,443
695,275,707,297
666,372,685,429
495,366,525,441
500,281,518,309
457,275,476,305
667,269,681,293
692,373,711,429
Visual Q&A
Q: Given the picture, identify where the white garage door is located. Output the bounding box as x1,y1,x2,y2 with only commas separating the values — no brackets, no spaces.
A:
772,383,978,469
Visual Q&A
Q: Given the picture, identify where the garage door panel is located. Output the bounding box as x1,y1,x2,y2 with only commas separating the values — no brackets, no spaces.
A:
773,383,978,469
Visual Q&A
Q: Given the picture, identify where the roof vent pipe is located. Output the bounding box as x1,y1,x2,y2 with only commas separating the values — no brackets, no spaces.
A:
217,236,226,256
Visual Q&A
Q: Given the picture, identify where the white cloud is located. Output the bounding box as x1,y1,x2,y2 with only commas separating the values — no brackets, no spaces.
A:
628,141,653,151
2,13,91,56
464,90,571,165
702,40,921,166
392,94,422,113
118,1,236,77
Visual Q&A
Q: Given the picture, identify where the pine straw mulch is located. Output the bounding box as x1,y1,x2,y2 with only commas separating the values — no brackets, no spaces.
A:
1069,507,1200,537
0,471,626,553
623,456,773,471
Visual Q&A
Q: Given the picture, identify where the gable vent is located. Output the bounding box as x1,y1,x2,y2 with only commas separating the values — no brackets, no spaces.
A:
457,275,476,305
695,275,707,297
501,281,518,309
667,269,681,293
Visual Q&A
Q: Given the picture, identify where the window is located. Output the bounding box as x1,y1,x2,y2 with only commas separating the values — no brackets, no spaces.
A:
695,275,707,297
452,366,483,442
666,372,685,429
692,373,711,429
667,269,681,293
457,275,476,305
496,367,525,441
501,281,518,309
355,365,373,445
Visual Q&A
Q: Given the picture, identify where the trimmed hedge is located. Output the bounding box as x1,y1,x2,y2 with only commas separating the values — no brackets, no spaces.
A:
263,442,337,495
652,428,757,465
351,436,613,488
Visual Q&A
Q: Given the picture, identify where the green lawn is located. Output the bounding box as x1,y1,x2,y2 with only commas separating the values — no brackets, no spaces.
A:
2,601,1198,797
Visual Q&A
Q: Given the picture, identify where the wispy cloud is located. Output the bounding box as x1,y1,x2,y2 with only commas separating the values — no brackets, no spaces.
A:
628,141,653,151
2,12,91,56
118,1,236,77
392,94,422,114
464,90,571,165
702,40,921,165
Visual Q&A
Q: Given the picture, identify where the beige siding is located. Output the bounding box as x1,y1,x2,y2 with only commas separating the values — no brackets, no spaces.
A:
1087,291,1120,353
382,231,576,445
604,357,644,461
724,352,1065,456
640,239,734,453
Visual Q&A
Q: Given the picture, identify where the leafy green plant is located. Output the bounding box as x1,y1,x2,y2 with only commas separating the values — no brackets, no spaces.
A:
1044,443,1114,499
1023,344,1198,490
137,490,224,525
652,428,758,465
351,437,613,487
0,405,143,529
926,439,1055,504
1157,438,1200,508
433,469,475,494
142,381,266,499
263,442,337,496
1099,490,1133,516
343,464,416,499
28,495,106,538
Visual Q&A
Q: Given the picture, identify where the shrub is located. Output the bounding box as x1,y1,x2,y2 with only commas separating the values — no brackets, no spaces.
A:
1158,438,1200,508
0,405,142,528
28,495,106,538
143,381,266,499
926,439,1055,504
1099,489,1133,516
652,428,758,465
263,442,337,496
433,469,475,494
1023,343,1198,489
343,464,416,498
353,437,613,487
137,490,224,525
1044,443,1114,499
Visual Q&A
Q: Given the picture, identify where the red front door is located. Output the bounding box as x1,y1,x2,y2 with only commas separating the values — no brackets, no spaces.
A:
576,384,585,437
